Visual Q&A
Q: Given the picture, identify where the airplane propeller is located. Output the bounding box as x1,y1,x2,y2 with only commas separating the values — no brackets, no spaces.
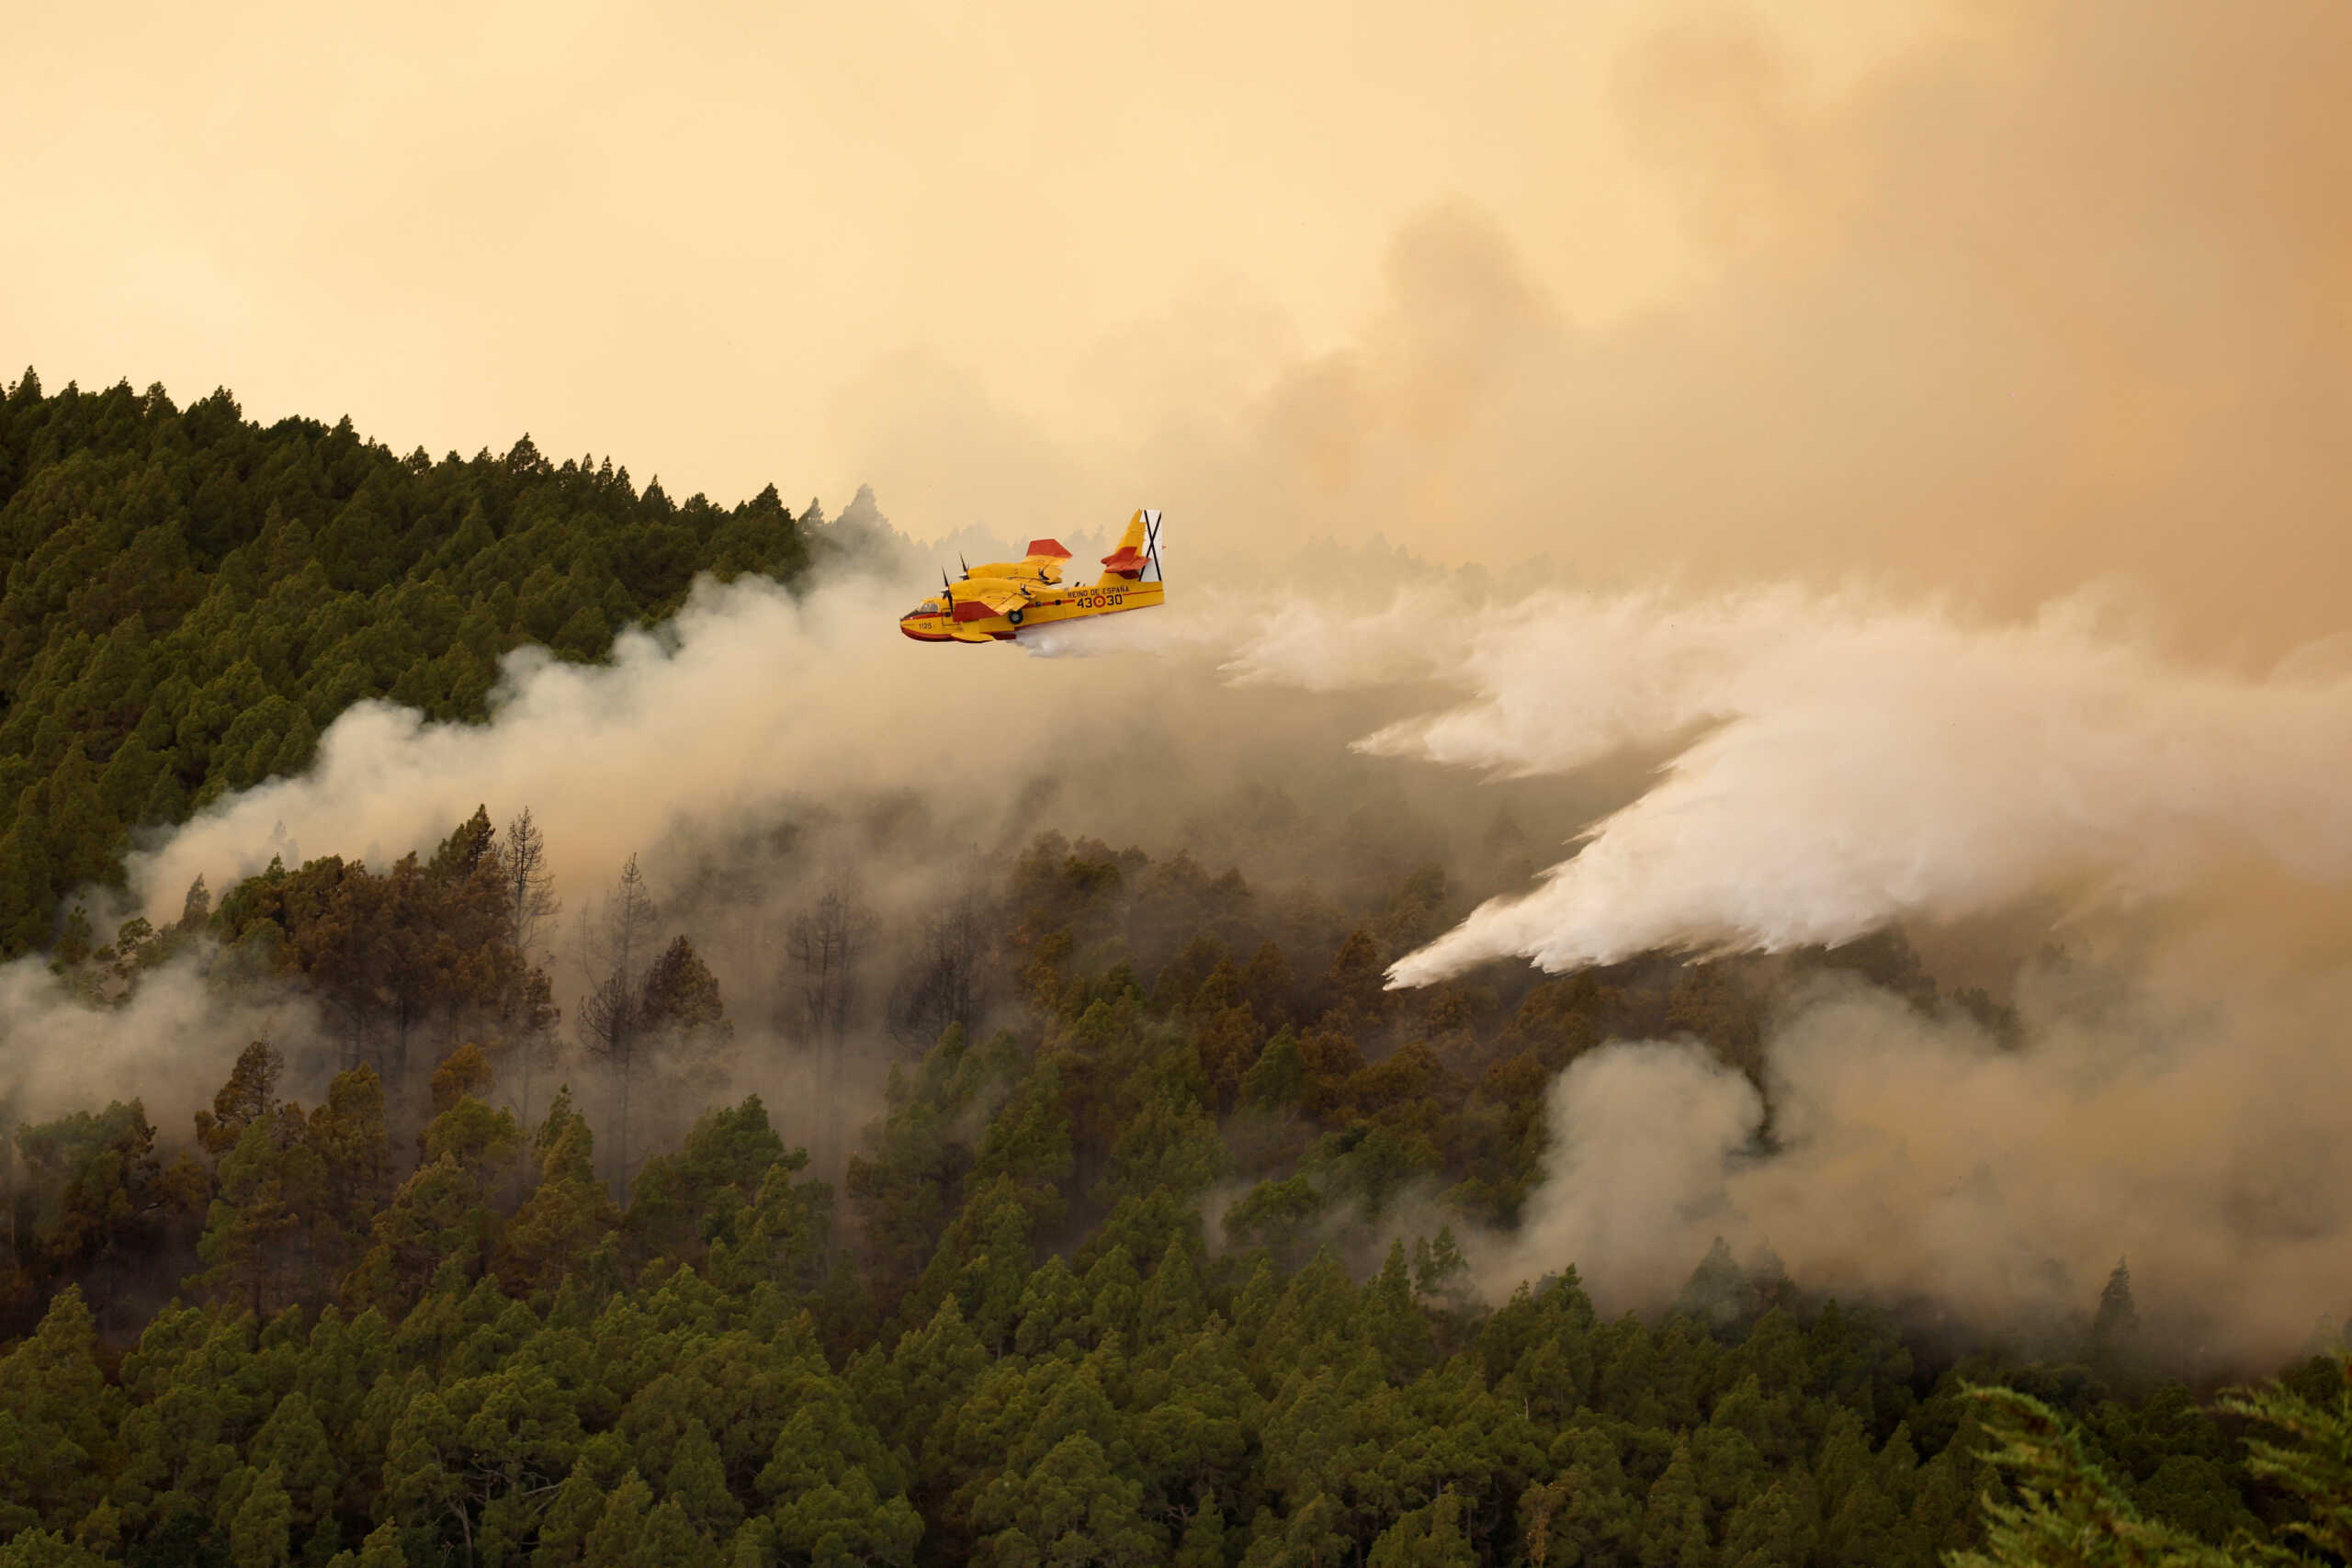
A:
959,553,969,580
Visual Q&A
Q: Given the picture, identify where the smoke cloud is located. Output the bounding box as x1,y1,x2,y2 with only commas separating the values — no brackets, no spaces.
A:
841,1,2352,660
129,574,944,922
1194,0,2352,1358
1490,961,2352,1367
1497,1039,1764,1308
0,958,322,1127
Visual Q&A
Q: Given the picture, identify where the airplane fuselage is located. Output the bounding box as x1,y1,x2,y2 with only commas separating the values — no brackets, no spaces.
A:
899,577,1165,642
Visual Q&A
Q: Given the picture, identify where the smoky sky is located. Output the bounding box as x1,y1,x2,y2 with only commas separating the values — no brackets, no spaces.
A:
838,0,2352,658
17,3,2347,649
0,8,2002,551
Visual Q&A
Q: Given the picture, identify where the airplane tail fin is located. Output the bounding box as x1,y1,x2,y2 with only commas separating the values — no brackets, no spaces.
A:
1095,509,1163,586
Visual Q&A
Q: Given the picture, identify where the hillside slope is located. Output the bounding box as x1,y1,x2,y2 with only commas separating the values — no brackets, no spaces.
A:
0,370,817,953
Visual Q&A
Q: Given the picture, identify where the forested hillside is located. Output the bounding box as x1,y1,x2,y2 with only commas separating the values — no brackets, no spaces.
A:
4,378,2346,1568
6,801,2347,1568
0,370,820,954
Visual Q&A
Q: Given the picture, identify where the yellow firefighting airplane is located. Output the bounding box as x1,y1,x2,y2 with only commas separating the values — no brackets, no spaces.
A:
899,509,1165,643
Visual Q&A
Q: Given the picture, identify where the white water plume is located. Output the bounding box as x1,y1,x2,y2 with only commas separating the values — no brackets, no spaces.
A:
1230,585,2352,985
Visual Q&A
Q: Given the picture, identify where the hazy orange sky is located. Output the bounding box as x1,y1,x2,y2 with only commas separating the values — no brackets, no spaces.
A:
10,1,2349,647
8,1,1943,511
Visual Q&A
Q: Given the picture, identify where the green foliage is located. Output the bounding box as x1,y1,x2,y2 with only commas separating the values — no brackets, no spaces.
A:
0,1289,116,1537
3,1008,2342,1568
0,375,817,954
1951,1358,2352,1568
0,1531,111,1568
2218,1356,2352,1562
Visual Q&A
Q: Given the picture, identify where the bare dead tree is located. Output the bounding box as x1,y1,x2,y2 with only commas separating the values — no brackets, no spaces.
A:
499,807,563,1123
786,877,873,1118
890,886,991,1047
785,879,871,1044
578,853,658,1194
504,966,561,1128
500,806,561,964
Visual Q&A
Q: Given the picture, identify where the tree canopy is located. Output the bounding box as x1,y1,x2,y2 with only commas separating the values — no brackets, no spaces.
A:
0,369,816,954
6,805,2345,1567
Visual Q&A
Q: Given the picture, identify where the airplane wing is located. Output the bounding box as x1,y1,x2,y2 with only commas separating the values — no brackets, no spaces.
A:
1019,538,1072,582
949,582,1033,624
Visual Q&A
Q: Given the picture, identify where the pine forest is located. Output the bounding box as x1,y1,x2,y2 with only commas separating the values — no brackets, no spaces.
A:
1,373,2346,1568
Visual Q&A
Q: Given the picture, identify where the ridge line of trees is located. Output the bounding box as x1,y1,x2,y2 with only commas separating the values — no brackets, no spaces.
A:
0,368,876,956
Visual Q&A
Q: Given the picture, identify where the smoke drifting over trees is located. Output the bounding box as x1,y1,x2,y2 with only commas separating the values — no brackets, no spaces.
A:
13,539,2343,1372
1218,581,2352,1363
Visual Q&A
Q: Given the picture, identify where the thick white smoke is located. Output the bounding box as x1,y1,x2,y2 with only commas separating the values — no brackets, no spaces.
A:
1496,1040,1764,1308
1492,966,2352,1365
129,572,1226,924
1231,586,2352,983
0,958,322,1124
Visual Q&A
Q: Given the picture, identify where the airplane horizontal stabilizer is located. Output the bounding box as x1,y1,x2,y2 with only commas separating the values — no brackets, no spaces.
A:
1096,509,1160,584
